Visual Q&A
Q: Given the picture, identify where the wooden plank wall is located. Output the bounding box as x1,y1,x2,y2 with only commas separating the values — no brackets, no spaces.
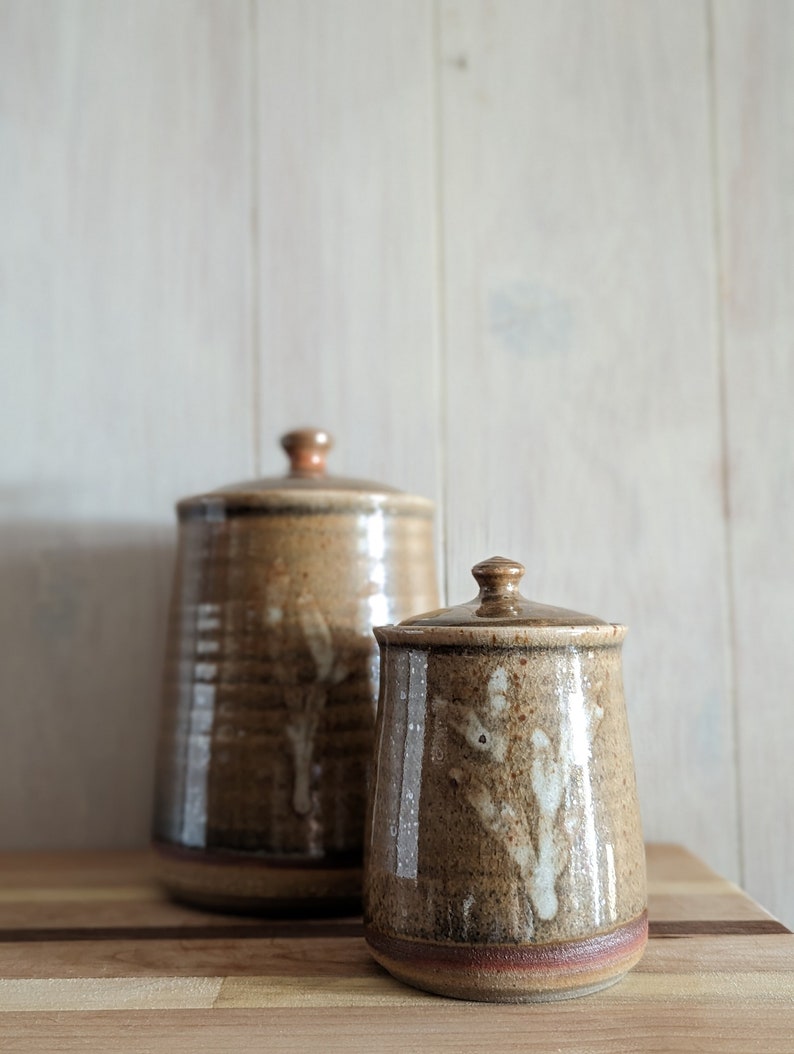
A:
0,1,791,927
713,0,794,926
0,0,256,848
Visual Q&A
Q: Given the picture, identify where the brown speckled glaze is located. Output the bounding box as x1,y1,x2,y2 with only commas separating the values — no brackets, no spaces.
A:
364,557,647,1000
152,429,438,913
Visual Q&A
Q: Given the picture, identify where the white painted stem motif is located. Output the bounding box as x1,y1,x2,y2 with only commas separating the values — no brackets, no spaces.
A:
264,560,347,816
438,665,603,926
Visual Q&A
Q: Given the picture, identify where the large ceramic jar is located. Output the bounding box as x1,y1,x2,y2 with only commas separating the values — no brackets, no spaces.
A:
152,429,438,913
365,556,647,1000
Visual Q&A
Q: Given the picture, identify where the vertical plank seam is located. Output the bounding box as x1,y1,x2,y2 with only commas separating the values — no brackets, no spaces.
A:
705,0,744,887
432,0,450,605
248,0,262,477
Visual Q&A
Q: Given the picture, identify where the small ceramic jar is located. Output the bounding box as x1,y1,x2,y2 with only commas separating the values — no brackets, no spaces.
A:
152,429,438,913
364,557,647,1001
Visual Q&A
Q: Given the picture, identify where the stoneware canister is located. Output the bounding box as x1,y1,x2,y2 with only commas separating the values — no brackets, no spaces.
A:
152,428,438,913
364,556,647,1001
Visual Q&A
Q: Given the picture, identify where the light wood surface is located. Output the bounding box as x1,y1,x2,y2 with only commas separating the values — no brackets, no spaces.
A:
0,846,790,1052
1,0,793,931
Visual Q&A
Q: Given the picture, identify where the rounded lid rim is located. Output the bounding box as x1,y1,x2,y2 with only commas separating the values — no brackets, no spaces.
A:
374,621,627,647
177,487,435,518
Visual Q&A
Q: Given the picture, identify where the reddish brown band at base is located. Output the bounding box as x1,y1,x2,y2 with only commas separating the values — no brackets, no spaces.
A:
365,911,648,1003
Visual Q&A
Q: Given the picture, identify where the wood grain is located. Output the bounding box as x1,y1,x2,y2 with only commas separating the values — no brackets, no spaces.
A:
0,846,789,1054
437,0,739,881
2,1007,794,1054
712,0,794,932
253,0,442,508
0,1,255,849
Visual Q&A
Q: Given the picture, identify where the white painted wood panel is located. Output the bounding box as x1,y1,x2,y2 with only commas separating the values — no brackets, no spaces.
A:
437,0,739,879
0,0,254,847
713,0,794,927
253,0,441,507
1,0,791,924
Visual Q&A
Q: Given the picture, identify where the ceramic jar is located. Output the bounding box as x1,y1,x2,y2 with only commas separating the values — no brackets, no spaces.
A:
152,429,438,913
364,556,647,1001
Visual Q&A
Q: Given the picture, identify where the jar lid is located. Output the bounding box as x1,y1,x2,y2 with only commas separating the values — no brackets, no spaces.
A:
400,557,607,628
178,428,434,520
375,556,623,649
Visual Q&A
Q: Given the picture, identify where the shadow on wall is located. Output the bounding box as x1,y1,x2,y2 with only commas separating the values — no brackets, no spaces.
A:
0,521,175,850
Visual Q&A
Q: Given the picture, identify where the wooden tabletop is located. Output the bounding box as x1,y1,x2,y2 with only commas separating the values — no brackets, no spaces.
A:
0,845,791,1052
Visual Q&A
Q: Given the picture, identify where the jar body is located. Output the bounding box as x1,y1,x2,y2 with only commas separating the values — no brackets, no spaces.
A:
364,627,647,1000
153,496,437,912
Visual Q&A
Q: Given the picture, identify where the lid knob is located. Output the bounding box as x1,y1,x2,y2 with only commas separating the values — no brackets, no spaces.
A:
281,428,333,478
472,556,526,617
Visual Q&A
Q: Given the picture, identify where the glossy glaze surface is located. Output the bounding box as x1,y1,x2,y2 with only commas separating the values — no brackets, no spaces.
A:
364,557,646,998
153,430,438,910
